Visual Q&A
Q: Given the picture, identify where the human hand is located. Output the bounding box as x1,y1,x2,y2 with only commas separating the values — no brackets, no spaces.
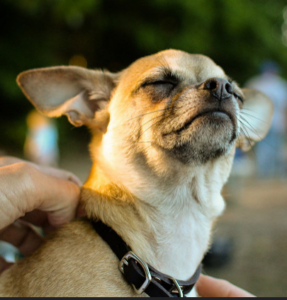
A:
196,274,255,297
0,156,84,273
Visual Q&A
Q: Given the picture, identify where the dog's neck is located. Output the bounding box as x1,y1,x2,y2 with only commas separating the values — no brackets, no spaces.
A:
82,144,233,283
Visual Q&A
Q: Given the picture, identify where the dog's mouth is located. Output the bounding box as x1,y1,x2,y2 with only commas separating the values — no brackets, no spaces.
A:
158,108,238,164
167,109,235,136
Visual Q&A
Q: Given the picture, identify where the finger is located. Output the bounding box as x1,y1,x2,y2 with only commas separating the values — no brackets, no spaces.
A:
31,164,82,187
0,221,44,256
0,162,80,229
0,156,23,167
196,274,255,297
35,171,81,227
20,210,48,227
0,157,82,187
20,210,55,235
0,163,36,229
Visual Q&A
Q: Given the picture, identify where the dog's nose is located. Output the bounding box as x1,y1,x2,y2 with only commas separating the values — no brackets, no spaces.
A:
203,78,233,100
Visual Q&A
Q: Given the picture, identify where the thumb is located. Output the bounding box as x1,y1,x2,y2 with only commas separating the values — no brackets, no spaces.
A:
36,172,81,227
0,162,81,230
196,274,255,297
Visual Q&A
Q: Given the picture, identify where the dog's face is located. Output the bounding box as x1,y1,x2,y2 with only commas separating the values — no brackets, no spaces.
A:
17,50,273,184
111,50,243,165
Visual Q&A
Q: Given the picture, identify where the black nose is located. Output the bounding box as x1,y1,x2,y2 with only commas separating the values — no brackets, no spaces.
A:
203,78,233,100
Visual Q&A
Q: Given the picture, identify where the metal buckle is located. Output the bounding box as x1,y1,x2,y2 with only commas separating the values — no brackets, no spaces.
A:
119,251,152,294
171,278,184,297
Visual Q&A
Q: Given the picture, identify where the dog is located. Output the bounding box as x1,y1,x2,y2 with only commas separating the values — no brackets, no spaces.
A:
0,49,273,297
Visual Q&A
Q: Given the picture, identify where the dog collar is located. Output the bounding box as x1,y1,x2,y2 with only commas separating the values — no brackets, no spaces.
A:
90,219,201,297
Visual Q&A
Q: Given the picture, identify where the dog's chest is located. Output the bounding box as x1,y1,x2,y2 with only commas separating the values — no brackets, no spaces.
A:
143,210,211,282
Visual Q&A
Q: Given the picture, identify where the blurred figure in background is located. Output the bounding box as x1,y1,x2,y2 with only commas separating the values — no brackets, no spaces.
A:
24,110,59,167
245,61,287,178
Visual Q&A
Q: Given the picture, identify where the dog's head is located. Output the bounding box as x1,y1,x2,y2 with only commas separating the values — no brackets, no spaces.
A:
17,50,273,188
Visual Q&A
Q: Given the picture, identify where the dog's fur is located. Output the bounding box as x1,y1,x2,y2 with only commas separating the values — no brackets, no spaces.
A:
0,50,273,297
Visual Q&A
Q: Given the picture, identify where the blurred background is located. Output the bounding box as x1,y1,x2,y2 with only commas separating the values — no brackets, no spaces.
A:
0,0,287,296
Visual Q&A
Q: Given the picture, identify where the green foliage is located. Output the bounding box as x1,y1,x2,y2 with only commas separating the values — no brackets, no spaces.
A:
1,0,287,148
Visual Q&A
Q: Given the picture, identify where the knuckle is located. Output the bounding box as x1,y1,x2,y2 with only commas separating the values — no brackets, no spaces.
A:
0,162,39,218
13,161,34,174
11,162,39,193
12,162,44,212
219,279,230,286
0,156,22,167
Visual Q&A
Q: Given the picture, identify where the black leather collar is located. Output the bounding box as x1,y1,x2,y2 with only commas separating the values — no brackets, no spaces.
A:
90,219,201,297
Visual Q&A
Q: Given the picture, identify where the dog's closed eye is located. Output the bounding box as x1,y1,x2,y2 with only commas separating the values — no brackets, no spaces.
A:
141,81,175,103
144,79,176,94
140,71,180,102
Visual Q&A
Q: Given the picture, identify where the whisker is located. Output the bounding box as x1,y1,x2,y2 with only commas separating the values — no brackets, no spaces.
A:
141,113,167,128
139,115,169,140
239,123,256,154
137,141,153,143
126,101,187,124
241,110,270,125
107,103,187,133
240,118,276,151
127,107,173,122
241,107,258,113
121,113,169,143
240,116,261,138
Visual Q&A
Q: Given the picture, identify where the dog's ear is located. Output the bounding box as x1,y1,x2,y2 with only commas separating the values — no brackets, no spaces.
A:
236,88,273,151
17,66,118,128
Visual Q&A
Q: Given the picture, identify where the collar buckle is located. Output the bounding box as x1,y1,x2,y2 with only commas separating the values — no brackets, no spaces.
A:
171,278,184,297
119,251,152,294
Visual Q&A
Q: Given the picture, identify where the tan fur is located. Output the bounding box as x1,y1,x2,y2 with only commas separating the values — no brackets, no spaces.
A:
0,220,137,297
0,49,273,297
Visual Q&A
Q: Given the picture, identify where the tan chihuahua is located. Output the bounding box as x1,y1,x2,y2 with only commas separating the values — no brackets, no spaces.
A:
0,49,273,297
